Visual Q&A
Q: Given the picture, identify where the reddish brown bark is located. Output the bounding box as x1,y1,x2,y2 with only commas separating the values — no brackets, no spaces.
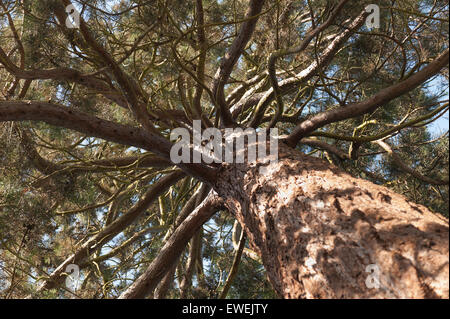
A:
214,143,449,298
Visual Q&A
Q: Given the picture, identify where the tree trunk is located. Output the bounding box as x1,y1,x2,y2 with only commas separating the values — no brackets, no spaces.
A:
214,143,449,298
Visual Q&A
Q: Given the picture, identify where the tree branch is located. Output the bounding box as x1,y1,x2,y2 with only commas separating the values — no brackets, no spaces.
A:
374,139,449,185
285,49,450,146
246,10,369,127
212,0,266,126
300,138,349,160
118,190,223,299
266,0,351,127
30,170,185,296
0,100,218,182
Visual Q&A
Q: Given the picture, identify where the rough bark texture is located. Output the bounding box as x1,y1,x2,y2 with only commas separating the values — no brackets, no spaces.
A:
214,143,449,298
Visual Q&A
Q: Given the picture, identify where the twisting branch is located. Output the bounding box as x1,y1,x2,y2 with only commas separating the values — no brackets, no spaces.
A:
0,46,128,109
0,0,26,97
16,126,63,175
247,9,369,127
191,0,213,128
310,102,449,142
59,0,155,135
17,129,172,191
266,0,350,127
0,45,190,123
212,0,266,126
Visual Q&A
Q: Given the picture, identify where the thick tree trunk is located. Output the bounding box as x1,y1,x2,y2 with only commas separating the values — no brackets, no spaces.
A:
214,143,449,298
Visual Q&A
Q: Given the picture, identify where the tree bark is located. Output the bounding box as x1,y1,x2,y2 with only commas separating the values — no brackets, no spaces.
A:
214,143,449,298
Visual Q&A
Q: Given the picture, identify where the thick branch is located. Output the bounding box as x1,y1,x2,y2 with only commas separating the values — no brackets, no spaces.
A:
119,191,223,299
154,184,210,298
285,49,450,146
219,230,246,299
212,0,266,126
30,171,184,295
179,229,202,298
0,100,217,182
0,100,169,153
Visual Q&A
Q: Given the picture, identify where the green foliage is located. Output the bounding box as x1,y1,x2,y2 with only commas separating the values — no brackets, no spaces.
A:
0,0,448,299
